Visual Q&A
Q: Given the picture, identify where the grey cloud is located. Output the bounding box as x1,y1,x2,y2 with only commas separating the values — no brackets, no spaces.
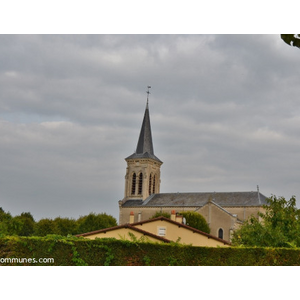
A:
0,34,300,220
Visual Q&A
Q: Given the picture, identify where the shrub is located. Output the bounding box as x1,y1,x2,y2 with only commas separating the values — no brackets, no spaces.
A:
180,211,210,233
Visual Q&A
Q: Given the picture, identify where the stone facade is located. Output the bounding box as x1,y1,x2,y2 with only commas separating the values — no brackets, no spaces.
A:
124,157,162,201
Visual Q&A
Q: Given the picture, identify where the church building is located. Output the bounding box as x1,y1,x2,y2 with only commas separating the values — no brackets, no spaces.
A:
118,91,267,242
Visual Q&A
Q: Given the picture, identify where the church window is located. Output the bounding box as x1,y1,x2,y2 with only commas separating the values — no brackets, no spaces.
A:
149,174,152,195
218,228,224,239
131,173,136,195
152,175,156,194
138,173,143,195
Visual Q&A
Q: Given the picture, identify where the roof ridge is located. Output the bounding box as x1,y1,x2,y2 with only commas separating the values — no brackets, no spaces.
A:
157,191,259,194
205,200,239,217
122,191,268,208
142,193,157,205
131,216,230,245
76,223,171,243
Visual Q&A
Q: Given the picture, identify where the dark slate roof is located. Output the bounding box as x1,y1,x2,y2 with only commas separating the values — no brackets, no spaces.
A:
125,102,162,163
125,151,162,162
121,199,143,206
122,192,267,207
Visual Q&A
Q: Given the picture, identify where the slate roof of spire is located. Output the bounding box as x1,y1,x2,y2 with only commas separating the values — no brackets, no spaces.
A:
126,102,162,163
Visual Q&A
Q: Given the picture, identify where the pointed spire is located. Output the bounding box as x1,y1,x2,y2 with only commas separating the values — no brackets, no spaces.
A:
126,87,162,163
136,102,154,155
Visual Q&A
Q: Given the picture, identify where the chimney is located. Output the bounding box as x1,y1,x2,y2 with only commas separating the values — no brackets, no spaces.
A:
129,211,134,224
175,214,183,224
171,210,176,221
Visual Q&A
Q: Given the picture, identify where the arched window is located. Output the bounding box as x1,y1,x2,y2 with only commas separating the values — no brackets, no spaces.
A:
218,228,224,239
152,175,156,194
131,173,136,195
149,174,152,195
138,173,143,195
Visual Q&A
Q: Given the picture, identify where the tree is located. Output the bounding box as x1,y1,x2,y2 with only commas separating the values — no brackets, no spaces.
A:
232,195,300,247
0,208,12,236
0,209,35,236
180,211,210,234
13,212,35,236
76,213,117,234
34,218,56,236
281,34,300,49
0,207,118,237
53,217,78,236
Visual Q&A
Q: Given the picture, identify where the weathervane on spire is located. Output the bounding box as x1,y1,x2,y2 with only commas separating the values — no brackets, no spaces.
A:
146,85,151,105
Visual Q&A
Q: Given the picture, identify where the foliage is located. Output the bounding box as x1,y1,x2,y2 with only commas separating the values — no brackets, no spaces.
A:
281,34,300,49
0,209,35,237
180,211,210,233
0,208,13,237
1,236,300,266
34,218,56,236
12,213,35,236
232,195,300,247
53,217,78,236
0,208,117,237
150,211,171,219
76,212,117,234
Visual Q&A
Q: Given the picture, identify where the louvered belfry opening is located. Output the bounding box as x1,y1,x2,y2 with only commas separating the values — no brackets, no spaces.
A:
152,175,156,194
138,173,143,195
149,174,152,195
131,173,136,195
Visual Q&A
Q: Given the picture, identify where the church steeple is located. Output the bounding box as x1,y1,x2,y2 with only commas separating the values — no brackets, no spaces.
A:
126,89,161,163
136,102,154,155
123,88,163,201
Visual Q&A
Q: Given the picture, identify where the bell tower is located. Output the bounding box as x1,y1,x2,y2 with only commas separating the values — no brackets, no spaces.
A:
123,87,163,201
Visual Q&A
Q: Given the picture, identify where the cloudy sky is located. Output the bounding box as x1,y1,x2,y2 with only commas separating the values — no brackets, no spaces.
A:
0,34,299,222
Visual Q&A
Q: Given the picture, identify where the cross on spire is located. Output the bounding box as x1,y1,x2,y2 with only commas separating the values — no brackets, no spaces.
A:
146,85,151,106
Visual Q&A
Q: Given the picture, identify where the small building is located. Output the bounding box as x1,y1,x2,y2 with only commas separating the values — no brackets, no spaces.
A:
76,223,171,244
77,213,230,247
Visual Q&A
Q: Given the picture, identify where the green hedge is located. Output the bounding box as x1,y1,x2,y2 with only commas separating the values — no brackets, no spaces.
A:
0,236,300,266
